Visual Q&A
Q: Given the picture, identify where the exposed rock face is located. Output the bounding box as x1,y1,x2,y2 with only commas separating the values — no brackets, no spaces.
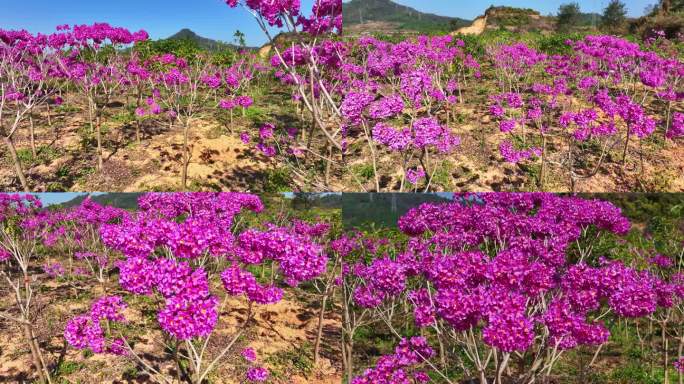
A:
258,44,272,59
453,15,488,36
452,6,556,35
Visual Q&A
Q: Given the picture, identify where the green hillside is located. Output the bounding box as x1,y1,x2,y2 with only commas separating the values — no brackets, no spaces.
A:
342,193,453,229
58,193,142,209
343,0,470,34
167,28,248,51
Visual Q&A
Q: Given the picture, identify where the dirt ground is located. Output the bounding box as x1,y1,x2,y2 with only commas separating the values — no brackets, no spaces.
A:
0,100,280,192
343,102,684,193
0,272,343,384
1,90,682,193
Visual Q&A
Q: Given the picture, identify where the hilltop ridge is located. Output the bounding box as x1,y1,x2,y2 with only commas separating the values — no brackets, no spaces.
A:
343,0,470,35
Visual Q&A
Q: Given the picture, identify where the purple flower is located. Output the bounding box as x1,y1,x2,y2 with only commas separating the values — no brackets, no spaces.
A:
259,123,275,140
240,132,251,144
0,248,11,262
499,119,516,133
675,357,684,373
242,347,258,362
64,315,105,353
220,98,236,110
369,94,404,119
667,112,684,139
158,295,219,340
482,312,535,352
90,296,127,323
245,367,269,382
405,168,425,185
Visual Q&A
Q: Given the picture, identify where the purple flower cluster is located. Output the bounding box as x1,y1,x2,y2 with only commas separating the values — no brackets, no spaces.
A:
369,95,404,119
235,227,328,286
90,295,127,323
675,357,684,373
245,367,270,382
373,117,460,154
97,193,330,345
352,337,434,384
115,256,220,340
0,247,10,262
353,257,406,308
64,295,128,355
220,265,283,304
219,95,254,110
405,168,426,185
347,194,683,357
240,347,270,382
225,0,341,35
667,112,684,139
43,262,65,278
157,294,219,340
242,347,257,362
499,141,541,164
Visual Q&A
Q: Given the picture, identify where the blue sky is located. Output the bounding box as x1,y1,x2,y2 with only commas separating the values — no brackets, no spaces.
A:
32,193,100,206
0,0,318,46
349,0,655,19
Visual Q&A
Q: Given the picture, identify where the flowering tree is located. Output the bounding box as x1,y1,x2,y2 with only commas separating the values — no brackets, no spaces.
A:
224,0,346,188
344,194,684,384
60,193,331,383
336,35,476,191
0,30,59,191
54,23,148,171
39,196,128,289
0,194,52,382
484,35,682,191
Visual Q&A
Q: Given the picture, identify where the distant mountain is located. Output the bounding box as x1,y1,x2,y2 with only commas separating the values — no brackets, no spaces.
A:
57,193,142,210
343,0,470,35
167,28,250,51
342,193,453,229
290,193,343,210
344,1,614,37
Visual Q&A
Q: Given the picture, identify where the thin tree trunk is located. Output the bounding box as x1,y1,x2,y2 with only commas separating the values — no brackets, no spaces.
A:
230,109,234,133
23,324,47,383
540,135,547,191
96,108,103,171
479,369,488,384
622,129,630,164
46,102,52,127
22,270,51,383
496,353,510,384
3,136,29,191
181,119,190,189
362,123,380,191
136,91,142,143
313,292,329,365
664,322,670,384
677,333,683,384
325,143,332,187
345,339,354,383
29,111,36,157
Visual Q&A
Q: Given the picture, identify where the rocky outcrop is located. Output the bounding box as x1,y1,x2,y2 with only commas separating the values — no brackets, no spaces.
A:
452,6,556,35
453,15,488,36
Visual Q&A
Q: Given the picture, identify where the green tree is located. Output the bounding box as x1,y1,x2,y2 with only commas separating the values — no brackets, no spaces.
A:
601,0,628,33
233,30,246,47
666,0,684,12
556,2,582,32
